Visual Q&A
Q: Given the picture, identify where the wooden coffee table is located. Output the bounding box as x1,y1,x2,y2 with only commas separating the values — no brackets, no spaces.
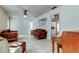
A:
9,40,26,53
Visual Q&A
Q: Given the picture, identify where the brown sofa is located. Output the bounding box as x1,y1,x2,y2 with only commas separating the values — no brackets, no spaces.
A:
31,29,47,39
0,29,18,42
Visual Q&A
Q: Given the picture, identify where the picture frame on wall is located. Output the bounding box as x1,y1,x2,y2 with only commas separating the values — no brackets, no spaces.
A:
39,17,47,26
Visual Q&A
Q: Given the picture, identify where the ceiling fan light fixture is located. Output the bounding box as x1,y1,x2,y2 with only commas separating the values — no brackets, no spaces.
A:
23,15,28,18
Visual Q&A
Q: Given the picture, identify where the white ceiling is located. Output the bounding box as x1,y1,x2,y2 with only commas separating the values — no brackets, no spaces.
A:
1,5,56,18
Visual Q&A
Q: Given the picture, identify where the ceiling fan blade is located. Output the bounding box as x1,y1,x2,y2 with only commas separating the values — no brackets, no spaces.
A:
51,6,57,10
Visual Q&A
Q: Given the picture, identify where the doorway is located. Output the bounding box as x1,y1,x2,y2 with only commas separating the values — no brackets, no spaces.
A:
51,14,60,53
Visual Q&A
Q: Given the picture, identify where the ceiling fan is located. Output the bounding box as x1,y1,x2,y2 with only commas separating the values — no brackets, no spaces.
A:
51,6,57,10
16,6,29,18
23,10,28,18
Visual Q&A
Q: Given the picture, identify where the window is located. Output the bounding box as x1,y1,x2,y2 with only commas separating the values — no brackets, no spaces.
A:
7,19,10,29
30,22,33,30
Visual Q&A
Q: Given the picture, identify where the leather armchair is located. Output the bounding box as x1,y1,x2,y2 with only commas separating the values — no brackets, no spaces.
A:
31,29,47,39
0,29,18,42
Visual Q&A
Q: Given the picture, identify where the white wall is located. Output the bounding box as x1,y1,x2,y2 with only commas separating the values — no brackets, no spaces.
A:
0,7,9,30
33,8,59,39
59,6,79,35
10,16,34,37
10,7,59,39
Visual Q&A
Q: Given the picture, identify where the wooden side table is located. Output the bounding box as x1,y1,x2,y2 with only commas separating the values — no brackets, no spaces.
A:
9,41,26,53
18,39,26,53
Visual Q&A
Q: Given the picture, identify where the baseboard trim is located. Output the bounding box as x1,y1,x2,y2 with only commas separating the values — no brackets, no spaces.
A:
18,35,28,37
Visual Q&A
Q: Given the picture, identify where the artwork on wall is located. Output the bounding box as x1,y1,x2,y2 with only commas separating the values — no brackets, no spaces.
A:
39,17,47,26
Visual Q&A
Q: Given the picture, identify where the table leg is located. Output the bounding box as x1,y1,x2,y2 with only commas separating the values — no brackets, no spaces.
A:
57,45,59,53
